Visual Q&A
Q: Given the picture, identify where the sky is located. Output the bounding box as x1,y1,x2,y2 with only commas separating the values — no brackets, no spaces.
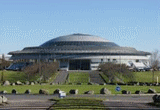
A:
0,0,160,55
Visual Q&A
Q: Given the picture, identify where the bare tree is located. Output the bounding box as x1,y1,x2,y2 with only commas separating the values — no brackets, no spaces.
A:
23,63,39,81
0,54,12,82
99,62,135,83
23,61,59,82
0,54,12,69
41,62,59,82
150,50,160,83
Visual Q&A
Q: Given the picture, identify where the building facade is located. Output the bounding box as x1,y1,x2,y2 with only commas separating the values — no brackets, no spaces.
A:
8,33,151,70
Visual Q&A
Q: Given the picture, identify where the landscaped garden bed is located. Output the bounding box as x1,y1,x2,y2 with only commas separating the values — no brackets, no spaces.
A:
49,98,106,109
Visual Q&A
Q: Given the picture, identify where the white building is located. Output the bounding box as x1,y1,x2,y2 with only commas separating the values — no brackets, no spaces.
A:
0,54,11,62
8,33,151,71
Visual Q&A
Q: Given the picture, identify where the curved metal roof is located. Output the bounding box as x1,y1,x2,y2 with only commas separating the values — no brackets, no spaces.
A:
40,33,110,47
9,46,151,56
8,33,151,56
47,33,109,42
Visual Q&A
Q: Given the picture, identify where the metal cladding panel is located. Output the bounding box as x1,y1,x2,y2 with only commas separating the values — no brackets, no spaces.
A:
40,33,115,47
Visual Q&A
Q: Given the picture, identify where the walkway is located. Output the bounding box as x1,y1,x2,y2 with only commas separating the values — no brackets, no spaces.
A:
52,71,68,84
89,71,105,84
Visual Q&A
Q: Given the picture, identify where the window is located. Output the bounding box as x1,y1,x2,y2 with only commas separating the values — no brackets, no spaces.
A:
91,62,99,64
91,66,98,68
60,66,67,68
113,59,117,63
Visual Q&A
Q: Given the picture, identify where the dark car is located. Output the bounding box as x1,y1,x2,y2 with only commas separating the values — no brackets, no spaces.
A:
144,67,151,71
134,67,145,72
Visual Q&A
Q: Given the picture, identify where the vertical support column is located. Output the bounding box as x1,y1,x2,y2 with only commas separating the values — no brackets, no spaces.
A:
80,60,81,70
89,59,91,70
67,59,69,71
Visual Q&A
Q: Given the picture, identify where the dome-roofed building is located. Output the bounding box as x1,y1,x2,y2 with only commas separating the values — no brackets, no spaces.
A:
8,33,151,71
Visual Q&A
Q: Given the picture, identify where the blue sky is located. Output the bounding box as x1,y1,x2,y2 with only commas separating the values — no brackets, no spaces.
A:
0,0,160,54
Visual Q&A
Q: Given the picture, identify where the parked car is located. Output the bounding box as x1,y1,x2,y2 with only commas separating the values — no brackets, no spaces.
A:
135,67,145,72
144,67,151,71
158,67,160,71
128,67,139,72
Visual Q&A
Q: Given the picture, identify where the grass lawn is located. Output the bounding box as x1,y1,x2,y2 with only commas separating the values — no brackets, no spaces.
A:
99,72,109,83
47,72,59,83
68,72,89,84
1,70,160,84
1,70,160,95
49,98,106,109
0,70,27,83
0,70,58,83
1,84,160,94
134,71,160,83
100,71,160,83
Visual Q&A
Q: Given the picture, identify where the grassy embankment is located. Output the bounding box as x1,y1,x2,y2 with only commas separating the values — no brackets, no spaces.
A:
67,72,89,84
0,70,27,83
134,71,160,83
0,70,42,83
49,98,106,109
1,70,160,83
0,70,160,94
101,71,160,83
0,70,58,83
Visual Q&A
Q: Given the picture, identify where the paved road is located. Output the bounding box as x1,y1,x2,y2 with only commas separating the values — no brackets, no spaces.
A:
102,95,158,110
1,100,53,110
103,101,158,110
0,95,57,110
0,94,160,110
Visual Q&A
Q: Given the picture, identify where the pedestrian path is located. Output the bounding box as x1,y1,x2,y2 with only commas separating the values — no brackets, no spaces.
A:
52,71,68,84
89,71,105,84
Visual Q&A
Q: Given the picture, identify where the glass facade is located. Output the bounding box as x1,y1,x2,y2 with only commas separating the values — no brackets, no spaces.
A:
69,59,90,70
